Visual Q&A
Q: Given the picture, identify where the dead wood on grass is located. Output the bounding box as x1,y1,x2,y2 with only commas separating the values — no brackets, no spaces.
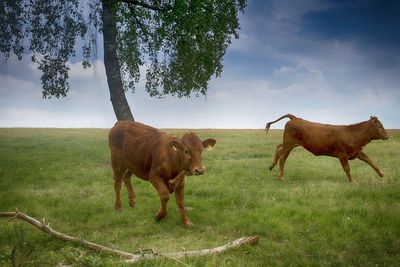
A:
0,210,259,263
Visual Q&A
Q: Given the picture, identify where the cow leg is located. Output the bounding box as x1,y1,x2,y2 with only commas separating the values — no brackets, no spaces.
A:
269,144,283,171
278,144,296,180
122,170,137,207
113,176,123,211
357,151,384,177
111,152,125,211
168,171,185,193
150,178,170,221
339,157,352,182
175,179,193,227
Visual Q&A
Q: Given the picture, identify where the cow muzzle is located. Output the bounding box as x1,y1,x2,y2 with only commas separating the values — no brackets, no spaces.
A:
193,167,206,175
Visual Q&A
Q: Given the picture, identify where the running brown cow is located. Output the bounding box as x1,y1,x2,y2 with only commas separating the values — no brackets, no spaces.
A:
266,114,388,182
108,121,216,226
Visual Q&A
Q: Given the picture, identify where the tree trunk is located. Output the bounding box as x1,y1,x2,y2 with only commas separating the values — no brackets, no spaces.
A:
102,0,134,121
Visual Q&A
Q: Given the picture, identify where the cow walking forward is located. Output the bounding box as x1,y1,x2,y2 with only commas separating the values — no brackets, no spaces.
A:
109,121,216,226
266,114,388,182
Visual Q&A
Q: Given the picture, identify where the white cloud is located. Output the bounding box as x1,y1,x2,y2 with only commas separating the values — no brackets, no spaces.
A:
0,106,113,128
0,57,117,128
272,66,296,75
68,60,106,80
0,75,40,98
269,64,329,93
1,1,399,130
360,88,398,107
272,0,332,20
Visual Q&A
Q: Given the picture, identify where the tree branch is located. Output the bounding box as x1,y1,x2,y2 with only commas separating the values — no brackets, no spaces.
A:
0,210,260,264
120,0,172,12
126,235,260,263
130,6,150,42
0,210,139,259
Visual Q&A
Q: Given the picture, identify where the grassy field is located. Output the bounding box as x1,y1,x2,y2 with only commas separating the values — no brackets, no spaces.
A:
0,128,399,266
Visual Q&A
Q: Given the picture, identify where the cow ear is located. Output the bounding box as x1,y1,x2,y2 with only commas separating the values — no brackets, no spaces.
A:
170,140,183,152
202,138,216,151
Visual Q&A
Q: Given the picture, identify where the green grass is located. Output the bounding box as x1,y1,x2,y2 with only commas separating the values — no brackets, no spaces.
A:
0,128,399,266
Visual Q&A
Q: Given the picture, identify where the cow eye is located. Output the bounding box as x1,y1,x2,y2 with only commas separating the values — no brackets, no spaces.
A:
184,150,189,154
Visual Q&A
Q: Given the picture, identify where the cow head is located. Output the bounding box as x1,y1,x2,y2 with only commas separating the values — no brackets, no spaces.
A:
169,133,216,176
369,116,389,140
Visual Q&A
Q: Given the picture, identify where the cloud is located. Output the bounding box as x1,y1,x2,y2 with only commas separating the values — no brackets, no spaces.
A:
1,0,399,129
235,0,400,76
299,0,400,71
301,1,400,46
0,106,113,128
360,87,400,107
68,62,95,80
0,75,39,99
0,56,116,128
270,65,328,92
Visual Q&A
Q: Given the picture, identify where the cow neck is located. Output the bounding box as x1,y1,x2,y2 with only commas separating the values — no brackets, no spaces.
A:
170,137,185,175
176,148,185,174
348,120,373,147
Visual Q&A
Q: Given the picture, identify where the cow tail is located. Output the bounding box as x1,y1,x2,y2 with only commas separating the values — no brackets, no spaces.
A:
265,114,297,134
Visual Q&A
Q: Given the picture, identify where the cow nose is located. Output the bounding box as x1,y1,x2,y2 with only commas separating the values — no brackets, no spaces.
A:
194,167,205,175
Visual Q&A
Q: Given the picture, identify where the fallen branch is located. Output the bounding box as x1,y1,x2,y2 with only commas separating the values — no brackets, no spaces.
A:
0,210,259,263
0,210,139,259
126,235,260,263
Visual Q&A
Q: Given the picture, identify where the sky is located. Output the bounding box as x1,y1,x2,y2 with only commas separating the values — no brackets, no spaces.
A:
1,0,399,129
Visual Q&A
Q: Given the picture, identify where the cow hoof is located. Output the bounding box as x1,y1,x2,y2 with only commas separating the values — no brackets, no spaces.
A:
184,220,193,227
114,206,122,212
268,166,273,171
155,213,167,221
379,171,384,177
129,200,136,207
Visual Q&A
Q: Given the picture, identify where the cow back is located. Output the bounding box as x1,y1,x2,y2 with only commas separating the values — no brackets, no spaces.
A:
284,118,370,157
109,121,182,181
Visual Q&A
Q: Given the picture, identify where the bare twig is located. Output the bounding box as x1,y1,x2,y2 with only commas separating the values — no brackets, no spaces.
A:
0,210,260,263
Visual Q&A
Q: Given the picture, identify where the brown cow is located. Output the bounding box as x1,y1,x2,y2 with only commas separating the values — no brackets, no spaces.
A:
266,114,388,181
109,121,216,226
